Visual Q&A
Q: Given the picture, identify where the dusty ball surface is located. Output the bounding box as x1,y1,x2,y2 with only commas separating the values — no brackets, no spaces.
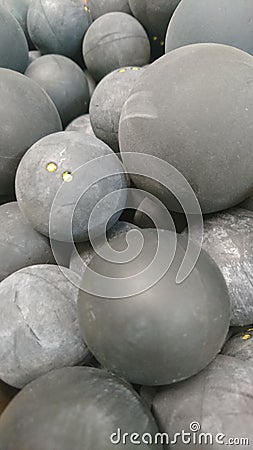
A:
0,202,54,282
65,114,95,136
89,0,131,19
90,66,143,151
0,265,90,388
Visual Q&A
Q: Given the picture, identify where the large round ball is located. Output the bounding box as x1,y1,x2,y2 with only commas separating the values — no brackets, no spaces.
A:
16,131,127,242
78,229,230,385
166,0,253,55
147,355,253,449
0,265,90,388
83,12,150,81
70,221,139,276
188,209,253,326
90,66,143,151
88,0,131,19
25,55,90,127
0,0,33,46
0,367,162,450
0,69,62,197
27,0,92,60
119,44,253,214
65,114,95,136
0,202,55,282
0,5,28,72
222,327,253,362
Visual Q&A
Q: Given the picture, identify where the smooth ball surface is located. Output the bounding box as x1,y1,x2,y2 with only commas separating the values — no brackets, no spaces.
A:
0,5,28,72
0,0,33,46
188,209,253,326
88,0,131,19
27,0,92,60
25,55,90,127
90,66,143,151
83,12,150,81
0,265,90,388
78,229,230,385
0,367,162,450
144,355,253,449
65,114,95,136
0,68,62,197
0,202,54,282
16,131,127,242
222,327,253,362
166,0,253,55
119,44,253,213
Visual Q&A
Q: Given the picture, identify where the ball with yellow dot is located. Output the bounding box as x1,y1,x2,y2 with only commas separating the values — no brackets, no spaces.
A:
46,162,57,173
62,171,73,183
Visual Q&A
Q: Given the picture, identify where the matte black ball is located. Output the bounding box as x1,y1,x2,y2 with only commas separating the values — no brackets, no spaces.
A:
83,12,150,81
70,221,139,276
27,0,92,60
0,0,33,47
0,68,62,197
0,265,90,388
28,50,40,65
0,5,28,72
90,66,144,152
65,114,95,136
166,0,253,55
88,0,131,19
78,229,230,385
148,355,253,449
0,202,55,282
188,209,253,326
119,44,253,214
0,367,162,450
222,327,253,362
16,131,127,242
25,55,90,127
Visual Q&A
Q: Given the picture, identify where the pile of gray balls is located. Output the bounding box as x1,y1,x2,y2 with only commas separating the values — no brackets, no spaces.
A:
0,0,253,448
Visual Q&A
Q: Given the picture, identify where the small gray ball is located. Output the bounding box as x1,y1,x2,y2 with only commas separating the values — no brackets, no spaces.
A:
27,0,92,60
16,131,127,242
0,265,90,388
83,12,150,81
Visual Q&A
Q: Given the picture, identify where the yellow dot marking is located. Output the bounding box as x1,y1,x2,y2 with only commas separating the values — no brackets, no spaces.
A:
131,67,140,71
62,172,73,183
119,68,126,73
153,36,158,41
242,334,251,341
84,5,90,11
247,328,253,332
160,40,164,46
46,162,57,173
